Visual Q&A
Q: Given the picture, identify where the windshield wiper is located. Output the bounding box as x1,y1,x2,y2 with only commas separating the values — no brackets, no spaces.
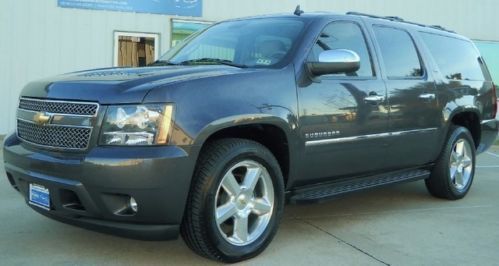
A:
147,60,179,67
177,58,248,68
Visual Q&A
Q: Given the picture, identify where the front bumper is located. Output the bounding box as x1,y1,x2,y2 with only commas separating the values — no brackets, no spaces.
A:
3,134,197,240
477,119,499,154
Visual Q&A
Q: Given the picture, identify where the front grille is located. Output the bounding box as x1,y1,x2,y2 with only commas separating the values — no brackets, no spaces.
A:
19,98,98,116
16,97,98,150
17,119,92,150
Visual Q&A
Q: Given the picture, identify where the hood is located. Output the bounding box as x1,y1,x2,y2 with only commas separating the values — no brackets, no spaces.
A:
21,66,254,104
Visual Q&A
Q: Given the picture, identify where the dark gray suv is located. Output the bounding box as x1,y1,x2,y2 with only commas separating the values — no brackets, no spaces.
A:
3,10,498,262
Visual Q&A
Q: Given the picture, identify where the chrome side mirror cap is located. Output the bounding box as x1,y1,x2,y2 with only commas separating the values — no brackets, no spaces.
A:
307,49,361,76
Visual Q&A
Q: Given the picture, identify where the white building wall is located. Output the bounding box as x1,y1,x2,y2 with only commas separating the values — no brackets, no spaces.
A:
0,0,174,134
0,0,498,134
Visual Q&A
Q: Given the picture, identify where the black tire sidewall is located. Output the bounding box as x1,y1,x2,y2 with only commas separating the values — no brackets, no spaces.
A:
201,143,284,261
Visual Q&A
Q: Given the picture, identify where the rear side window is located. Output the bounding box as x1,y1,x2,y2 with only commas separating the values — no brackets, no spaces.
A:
420,32,485,81
308,21,374,77
373,26,423,79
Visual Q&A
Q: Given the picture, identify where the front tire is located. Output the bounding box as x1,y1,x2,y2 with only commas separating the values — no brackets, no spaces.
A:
426,126,476,200
181,138,284,263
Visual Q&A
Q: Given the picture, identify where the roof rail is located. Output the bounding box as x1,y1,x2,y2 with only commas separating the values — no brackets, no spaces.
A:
346,12,384,20
429,25,453,32
383,16,404,22
346,11,455,33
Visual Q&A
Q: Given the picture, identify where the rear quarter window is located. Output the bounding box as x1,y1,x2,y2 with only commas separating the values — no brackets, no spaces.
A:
420,32,485,81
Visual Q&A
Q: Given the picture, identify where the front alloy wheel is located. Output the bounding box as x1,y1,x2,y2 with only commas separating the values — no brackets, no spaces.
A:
181,138,284,263
215,160,274,246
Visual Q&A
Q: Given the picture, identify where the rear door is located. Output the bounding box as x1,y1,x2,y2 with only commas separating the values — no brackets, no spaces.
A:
370,24,441,169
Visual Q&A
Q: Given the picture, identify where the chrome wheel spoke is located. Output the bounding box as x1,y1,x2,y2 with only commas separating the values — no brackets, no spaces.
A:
216,202,238,225
450,165,457,181
222,172,241,196
451,152,459,164
455,140,465,156
455,171,464,186
461,157,472,168
252,198,272,215
233,215,249,242
243,167,261,192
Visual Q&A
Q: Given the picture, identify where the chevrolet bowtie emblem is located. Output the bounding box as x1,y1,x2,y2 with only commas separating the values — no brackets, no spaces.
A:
33,112,52,126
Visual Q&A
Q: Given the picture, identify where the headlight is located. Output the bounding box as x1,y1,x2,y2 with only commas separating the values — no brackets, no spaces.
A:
99,104,174,146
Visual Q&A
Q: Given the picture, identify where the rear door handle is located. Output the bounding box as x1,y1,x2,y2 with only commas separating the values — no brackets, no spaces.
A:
419,93,436,101
364,95,384,104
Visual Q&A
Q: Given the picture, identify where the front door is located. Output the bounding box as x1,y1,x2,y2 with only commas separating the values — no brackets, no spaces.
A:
297,20,389,184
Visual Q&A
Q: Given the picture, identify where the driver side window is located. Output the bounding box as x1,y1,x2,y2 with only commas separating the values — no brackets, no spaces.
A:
309,21,374,77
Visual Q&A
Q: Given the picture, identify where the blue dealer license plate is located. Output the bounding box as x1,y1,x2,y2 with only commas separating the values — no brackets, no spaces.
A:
29,183,50,210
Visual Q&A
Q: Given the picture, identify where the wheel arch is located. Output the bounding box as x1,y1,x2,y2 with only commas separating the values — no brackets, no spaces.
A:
193,114,295,187
447,109,481,148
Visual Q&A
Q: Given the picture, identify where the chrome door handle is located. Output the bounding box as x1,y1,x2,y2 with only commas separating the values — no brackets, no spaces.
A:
419,93,436,100
364,95,384,104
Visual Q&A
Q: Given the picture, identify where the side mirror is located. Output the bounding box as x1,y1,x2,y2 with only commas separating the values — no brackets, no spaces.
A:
307,49,360,76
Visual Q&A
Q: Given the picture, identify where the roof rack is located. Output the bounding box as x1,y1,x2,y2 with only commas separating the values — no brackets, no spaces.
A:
346,11,455,33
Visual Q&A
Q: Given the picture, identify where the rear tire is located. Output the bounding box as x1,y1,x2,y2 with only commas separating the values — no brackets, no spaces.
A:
425,126,476,200
181,138,284,263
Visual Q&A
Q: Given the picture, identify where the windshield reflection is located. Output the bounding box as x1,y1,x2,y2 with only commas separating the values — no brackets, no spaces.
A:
158,18,305,68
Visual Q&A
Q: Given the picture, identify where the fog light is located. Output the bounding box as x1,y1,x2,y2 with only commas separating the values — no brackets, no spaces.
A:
129,197,138,213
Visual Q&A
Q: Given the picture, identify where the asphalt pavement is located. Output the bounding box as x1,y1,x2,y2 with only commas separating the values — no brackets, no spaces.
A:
1,146,499,265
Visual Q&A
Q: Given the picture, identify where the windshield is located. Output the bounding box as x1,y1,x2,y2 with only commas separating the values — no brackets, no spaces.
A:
158,18,305,68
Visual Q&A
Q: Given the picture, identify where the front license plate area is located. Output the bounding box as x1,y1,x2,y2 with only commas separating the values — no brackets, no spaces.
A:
29,183,51,210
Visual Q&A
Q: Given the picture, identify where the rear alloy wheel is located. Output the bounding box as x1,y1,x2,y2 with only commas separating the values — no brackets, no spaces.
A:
449,139,474,191
181,138,284,263
426,126,476,200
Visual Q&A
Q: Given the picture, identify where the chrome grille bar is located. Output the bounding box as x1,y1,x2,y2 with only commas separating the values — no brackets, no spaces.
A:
19,97,99,116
